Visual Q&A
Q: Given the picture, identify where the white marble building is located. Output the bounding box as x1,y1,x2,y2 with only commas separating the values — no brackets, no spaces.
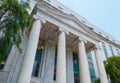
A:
0,0,120,83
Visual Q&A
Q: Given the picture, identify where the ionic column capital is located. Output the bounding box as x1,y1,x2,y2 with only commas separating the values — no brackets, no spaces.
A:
95,45,102,50
59,28,69,35
33,15,46,23
78,37,87,43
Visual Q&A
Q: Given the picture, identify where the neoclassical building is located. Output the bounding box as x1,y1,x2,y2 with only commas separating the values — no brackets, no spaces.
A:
0,0,120,83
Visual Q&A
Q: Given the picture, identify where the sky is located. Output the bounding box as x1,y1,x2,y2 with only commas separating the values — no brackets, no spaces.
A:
57,0,120,41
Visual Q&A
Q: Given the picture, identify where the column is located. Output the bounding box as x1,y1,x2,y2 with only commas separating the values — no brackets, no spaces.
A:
56,31,67,83
78,39,91,83
17,19,42,83
94,46,109,83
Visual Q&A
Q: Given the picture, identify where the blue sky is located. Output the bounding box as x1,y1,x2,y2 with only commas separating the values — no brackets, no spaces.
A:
58,0,120,41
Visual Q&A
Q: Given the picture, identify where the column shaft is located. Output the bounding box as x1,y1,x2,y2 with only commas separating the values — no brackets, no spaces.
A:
56,31,67,83
17,19,41,83
78,41,91,83
95,48,109,83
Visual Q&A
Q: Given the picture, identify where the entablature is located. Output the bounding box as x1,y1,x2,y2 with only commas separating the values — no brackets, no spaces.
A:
35,2,101,46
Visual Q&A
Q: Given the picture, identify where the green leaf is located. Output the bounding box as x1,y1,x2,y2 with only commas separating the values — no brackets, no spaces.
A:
0,0,33,63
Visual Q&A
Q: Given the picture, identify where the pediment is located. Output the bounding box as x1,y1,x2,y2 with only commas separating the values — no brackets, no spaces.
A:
47,10,86,32
37,4,87,33
36,2,100,41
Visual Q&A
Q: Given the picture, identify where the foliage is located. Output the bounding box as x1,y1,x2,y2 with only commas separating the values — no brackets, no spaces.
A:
94,78,100,83
104,56,120,83
0,0,33,63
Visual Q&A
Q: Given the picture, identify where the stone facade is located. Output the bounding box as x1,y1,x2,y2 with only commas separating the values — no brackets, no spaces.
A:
0,0,120,83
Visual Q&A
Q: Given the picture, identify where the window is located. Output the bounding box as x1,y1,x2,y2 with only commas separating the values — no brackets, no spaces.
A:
53,46,57,80
98,32,102,35
58,6,63,10
32,49,42,77
73,53,80,83
53,54,57,80
116,49,120,55
53,47,80,82
109,46,114,56
101,42,108,58
87,52,96,83
106,36,109,39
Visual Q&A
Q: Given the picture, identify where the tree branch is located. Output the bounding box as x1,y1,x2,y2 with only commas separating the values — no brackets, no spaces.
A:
0,8,9,20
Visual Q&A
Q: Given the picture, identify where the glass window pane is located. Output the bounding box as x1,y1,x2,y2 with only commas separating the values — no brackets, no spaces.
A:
32,49,42,77
73,53,80,83
87,52,96,83
109,45,114,56
102,42,108,58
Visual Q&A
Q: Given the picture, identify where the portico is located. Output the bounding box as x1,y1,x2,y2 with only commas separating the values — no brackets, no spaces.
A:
16,13,108,83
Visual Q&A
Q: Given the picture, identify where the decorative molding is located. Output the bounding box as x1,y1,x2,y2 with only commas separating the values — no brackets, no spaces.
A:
95,45,102,50
33,15,46,23
79,37,87,43
59,27,69,35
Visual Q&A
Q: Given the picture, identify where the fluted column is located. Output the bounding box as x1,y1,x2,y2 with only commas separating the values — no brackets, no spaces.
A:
17,19,42,83
94,46,109,83
56,29,68,83
78,39,91,83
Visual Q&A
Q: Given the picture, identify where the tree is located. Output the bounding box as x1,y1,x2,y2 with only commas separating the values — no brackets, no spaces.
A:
104,56,120,83
94,78,100,83
0,0,33,63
